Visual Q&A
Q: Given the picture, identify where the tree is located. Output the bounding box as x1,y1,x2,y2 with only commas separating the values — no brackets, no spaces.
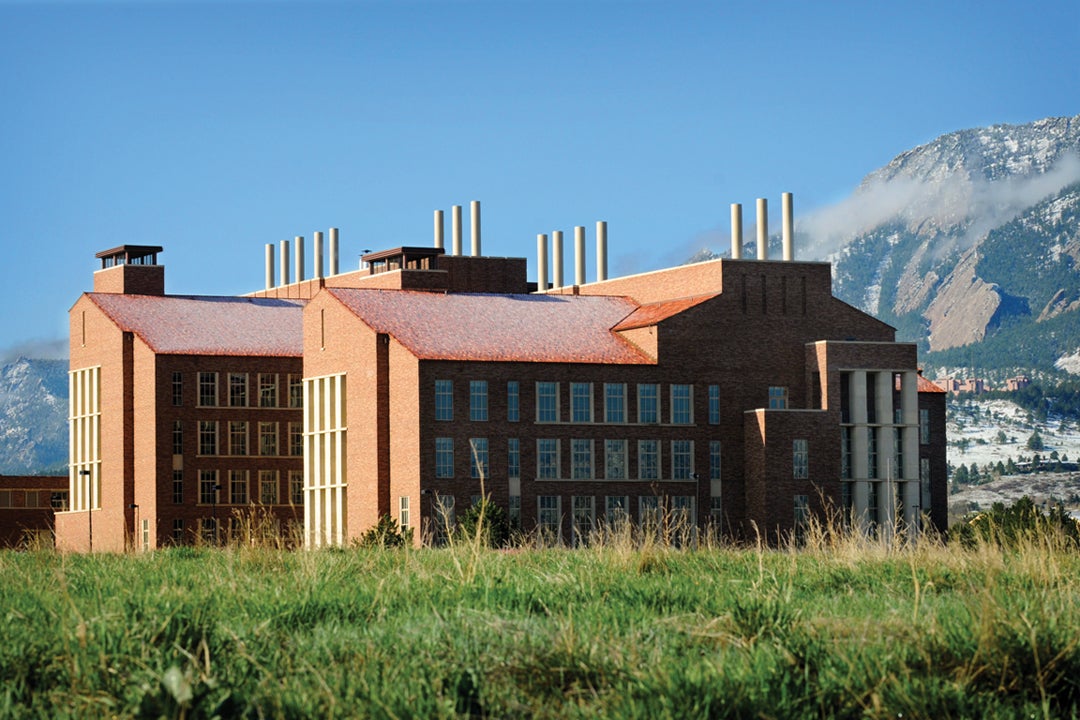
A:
1027,430,1045,451
950,496,1080,549
455,497,511,548
995,430,1009,444
357,514,412,548
952,464,970,485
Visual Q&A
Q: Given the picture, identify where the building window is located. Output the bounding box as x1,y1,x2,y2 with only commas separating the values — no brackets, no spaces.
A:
172,372,183,406
571,383,592,423
434,494,456,538
604,439,627,480
538,496,561,537
201,518,217,543
571,439,593,480
173,518,184,544
259,422,278,456
920,457,931,511
507,381,520,422
508,438,520,479
710,495,723,528
604,383,626,423
435,380,453,421
435,438,454,478
470,380,488,422
537,438,560,479
229,373,248,407
638,439,660,480
289,422,303,457
199,470,218,504
571,496,594,546
173,420,183,455
868,429,878,479
638,383,659,424
509,495,521,528
709,440,721,481
51,491,70,511
470,438,489,479
198,372,217,407
230,421,247,456
536,382,559,423
671,384,692,424
260,470,279,504
230,470,248,505
768,386,788,409
919,408,930,445
290,471,304,506
259,374,278,408
840,427,852,479
708,384,720,424
198,421,218,456
671,495,695,526
671,440,693,480
793,439,809,479
794,494,810,543
399,496,410,533
605,495,629,526
639,495,660,527
288,374,303,409
894,428,904,480
172,470,184,504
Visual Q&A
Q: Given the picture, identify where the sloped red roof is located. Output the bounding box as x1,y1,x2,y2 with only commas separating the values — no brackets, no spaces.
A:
87,294,304,356
612,293,718,331
918,374,947,394
329,289,654,364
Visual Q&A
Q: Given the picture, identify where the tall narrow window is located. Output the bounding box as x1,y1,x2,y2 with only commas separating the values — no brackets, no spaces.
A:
230,421,248,456
289,471,304,505
230,470,248,504
537,496,561,536
868,429,878,479
671,384,692,424
840,427,852,479
638,439,660,480
536,382,559,422
288,374,303,408
794,494,810,542
793,439,809,479
605,495,629,527
537,438,560,479
604,383,626,423
571,383,592,423
507,381,520,422
259,422,278,456
259,470,279,504
469,438,489,479
198,372,217,407
229,373,247,407
507,438,521,479
671,440,693,479
708,385,720,424
173,518,184,544
435,380,453,421
172,470,184,504
289,422,303,457
259,374,278,408
435,438,454,478
470,381,488,421
199,470,218,504
571,439,593,479
768,386,788,409
172,372,183,406
571,496,594,546
398,496,410,533
638,384,659,423
173,420,183,455
709,440,722,481
919,408,930,445
198,421,218,456
509,496,521,528
604,439,627,480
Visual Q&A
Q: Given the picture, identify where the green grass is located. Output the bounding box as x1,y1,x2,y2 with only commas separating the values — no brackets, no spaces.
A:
2,534,1079,719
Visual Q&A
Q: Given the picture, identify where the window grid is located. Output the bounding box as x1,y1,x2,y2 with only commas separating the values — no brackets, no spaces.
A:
288,375,303,408
173,420,183,455
571,383,592,423
638,439,660,480
768,386,788,410
230,470,248,505
172,470,183,504
605,495,629,526
537,438,560,479
435,380,453,421
537,382,559,423
793,439,809,479
289,422,303,457
507,438,520,479
229,373,247,407
604,383,626,423
199,469,218,504
708,385,720,424
507,381,520,422
470,380,488,422
198,421,217,456
259,470,278,504
230,421,247,456
172,372,183,406
638,384,659,423
919,408,930,444
259,374,278,408
470,438,489,479
671,440,693,480
709,440,721,481
571,438,593,480
290,471,304,505
259,422,277,456
198,372,217,407
399,496,410,532
671,384,692,424
435,438,454,478
538,496,561,536
604,439,627,480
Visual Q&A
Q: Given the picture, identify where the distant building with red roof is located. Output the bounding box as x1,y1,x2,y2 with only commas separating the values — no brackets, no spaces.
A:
57,200,947,551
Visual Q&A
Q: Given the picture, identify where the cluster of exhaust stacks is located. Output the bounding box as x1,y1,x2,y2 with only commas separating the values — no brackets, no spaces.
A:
262,193,795,291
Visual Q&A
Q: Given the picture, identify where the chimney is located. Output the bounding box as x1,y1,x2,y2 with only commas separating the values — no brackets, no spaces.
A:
782,192,794,261
574,226,585,286
279,239,291,287
470,200,481,256
537,233,549,291
452,205,462,256
730,203,743,259
596,221,608,282
552,231,564,288
314,231,324,279
329,227,339,275
265,243,275,289
434,210,444,249
295,235,305,282
756,197,768,260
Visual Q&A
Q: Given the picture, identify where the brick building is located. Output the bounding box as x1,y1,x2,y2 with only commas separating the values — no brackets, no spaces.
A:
57,198,948,550
0,475,68,547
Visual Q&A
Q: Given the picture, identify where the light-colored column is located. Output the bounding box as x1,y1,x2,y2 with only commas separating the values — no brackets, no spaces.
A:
756,197,769,260
574,227,585,285
596,221,608,281
851,371,869,531
329,228,339,275
434,210,444,250
279,239,291,288
314,232,324,279
552,231,564,288
730,203,743,259
452,205,462,256
875,371,896,539
470,200,481,256
537,234,549,291
782,192,794,261
295,236,305,282
265,244,275,289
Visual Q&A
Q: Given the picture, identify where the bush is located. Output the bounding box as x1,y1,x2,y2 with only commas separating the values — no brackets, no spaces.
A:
357,515,412,548
950,496,1080,549
455,498,511,548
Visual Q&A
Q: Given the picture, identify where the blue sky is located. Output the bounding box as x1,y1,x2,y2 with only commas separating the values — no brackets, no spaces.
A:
2,0,1077,358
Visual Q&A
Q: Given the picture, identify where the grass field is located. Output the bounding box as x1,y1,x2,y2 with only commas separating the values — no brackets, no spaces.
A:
1,528,1079,719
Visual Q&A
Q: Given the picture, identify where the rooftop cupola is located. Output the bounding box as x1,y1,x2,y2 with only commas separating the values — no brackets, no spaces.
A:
93,245,165,295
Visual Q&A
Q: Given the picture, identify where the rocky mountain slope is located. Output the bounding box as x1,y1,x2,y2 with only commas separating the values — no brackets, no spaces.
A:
0,357,68,475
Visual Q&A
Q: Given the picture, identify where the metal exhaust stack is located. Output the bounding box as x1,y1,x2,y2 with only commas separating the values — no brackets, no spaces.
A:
574,226,585,286
452,205,462,256
552,231,564,288
295,236,305,282
470,200,481,257
279,239,291,287
434,210,444,249
537,233,549,291
329,228,339,275
314,231,324,279
265,244,275,289
782,192,794,261
730,203,743,259
756,197,768,260
596,221,608,282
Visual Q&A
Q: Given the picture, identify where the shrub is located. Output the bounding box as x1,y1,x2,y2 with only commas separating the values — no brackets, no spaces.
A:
357,515,412,548
455,498,511,548
950,496,1080,549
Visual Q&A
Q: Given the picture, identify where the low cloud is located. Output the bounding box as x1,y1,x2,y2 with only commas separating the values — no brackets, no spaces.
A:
1,338,69,363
